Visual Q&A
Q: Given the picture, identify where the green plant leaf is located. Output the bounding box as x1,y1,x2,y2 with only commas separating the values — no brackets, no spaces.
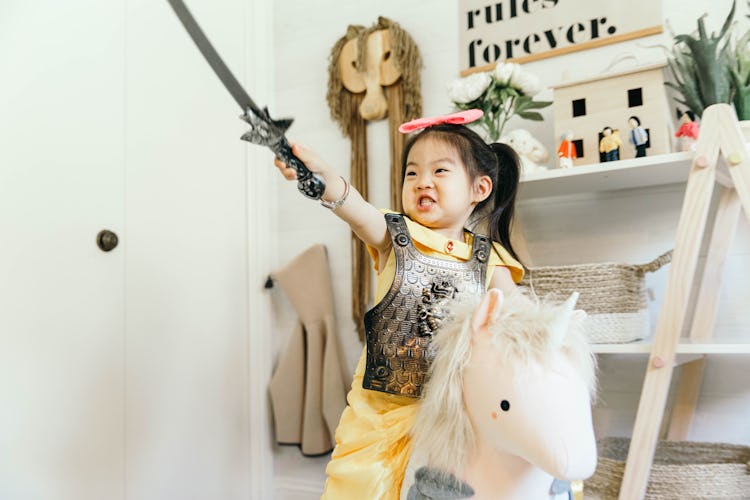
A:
665,1,738,114
523,100,553,109
516,111,544,121
513,95,532,112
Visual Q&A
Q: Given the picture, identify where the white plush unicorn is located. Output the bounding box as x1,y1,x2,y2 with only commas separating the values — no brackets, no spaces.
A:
407,289,597,500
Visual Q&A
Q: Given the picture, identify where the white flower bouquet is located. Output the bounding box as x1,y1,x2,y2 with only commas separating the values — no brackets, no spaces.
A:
447,62,551,142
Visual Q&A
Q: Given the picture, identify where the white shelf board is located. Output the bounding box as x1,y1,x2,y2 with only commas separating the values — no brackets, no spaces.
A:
519,151,694,199
592,338,750,354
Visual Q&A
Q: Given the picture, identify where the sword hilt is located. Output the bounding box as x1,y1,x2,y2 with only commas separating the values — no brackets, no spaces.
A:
272,137,326,200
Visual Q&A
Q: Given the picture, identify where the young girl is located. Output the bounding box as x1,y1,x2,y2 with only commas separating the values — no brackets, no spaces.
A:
274,110,525,499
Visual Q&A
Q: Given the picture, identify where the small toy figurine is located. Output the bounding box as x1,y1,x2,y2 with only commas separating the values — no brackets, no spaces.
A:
675,110,700,152
628,116,649,157
599,126,622,162
557,130,577,168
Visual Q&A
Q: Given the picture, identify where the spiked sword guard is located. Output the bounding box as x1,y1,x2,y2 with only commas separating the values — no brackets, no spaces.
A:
240,107,326,200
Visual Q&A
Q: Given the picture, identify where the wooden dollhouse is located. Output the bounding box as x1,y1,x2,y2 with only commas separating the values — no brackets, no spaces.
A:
551,63,673,166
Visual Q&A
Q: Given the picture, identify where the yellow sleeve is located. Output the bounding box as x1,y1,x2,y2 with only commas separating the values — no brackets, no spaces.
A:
488,241,525,283
365,208,397,273
366,244,381,272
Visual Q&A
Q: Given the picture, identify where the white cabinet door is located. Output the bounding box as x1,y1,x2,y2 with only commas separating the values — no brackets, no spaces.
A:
0,1,126,499
1,1,257,498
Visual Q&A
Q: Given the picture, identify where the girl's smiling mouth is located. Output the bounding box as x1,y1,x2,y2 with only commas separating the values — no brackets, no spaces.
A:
417,195,436,210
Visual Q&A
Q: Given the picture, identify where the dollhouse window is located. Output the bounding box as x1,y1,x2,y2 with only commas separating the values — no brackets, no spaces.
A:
628,88,643,107
572,139,584,157
572,98,586,117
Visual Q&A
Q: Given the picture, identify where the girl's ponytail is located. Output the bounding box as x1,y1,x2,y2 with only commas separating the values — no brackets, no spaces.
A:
487,142,521,264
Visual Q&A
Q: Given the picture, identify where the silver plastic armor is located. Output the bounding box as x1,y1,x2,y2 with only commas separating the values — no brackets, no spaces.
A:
362,213,490,398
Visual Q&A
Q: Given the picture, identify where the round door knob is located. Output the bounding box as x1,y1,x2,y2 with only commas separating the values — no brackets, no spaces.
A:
96,229,119,252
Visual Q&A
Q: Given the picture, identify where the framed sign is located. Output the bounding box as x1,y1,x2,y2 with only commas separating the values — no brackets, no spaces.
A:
458,0,663,76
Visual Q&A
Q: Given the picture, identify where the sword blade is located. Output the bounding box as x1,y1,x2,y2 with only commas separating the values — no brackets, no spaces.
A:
165,0,326,200
166,0,261,114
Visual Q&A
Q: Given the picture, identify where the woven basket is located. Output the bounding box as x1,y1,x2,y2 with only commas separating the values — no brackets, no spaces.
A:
519,251,672,343
584,437,750,500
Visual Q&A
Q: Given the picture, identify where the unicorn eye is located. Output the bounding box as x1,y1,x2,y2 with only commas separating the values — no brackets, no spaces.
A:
500,400,510,412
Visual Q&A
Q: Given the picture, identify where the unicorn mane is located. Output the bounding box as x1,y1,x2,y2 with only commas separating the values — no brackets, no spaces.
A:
411,290,597,476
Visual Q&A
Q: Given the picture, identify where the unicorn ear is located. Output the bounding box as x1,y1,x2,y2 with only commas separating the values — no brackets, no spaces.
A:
472,289,504,332
550,292,579,347
564,292,580,311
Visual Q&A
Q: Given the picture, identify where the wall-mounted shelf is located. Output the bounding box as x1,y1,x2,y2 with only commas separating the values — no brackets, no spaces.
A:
519,152,693,199
592,338,750,355
515,105,749,498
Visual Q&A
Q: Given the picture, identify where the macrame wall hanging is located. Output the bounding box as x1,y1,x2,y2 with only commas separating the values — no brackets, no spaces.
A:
326,16,423,340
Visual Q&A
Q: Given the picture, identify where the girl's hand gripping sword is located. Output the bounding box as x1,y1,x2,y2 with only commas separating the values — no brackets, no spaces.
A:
166,0,325,199
239,107,325,199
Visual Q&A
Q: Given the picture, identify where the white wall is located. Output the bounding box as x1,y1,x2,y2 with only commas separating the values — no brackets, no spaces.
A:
269,0,750,487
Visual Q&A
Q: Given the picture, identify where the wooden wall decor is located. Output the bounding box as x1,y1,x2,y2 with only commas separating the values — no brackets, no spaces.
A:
327,17,423,340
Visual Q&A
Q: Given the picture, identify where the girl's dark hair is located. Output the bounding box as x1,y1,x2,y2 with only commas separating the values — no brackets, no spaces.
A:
629,115,641,126
401,124,522,264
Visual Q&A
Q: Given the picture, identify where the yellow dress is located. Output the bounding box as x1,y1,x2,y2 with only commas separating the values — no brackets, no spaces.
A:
322,214,523,500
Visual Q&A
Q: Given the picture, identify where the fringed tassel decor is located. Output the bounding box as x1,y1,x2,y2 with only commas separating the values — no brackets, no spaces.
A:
326,17,423,341
349,94,370,341
386,82,405,211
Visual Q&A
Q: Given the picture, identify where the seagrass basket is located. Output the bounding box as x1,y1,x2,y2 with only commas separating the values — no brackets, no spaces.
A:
584,437,750,500
519,251,672,343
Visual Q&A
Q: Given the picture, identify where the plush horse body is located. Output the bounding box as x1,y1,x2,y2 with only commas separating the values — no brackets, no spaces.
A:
408,290,597,500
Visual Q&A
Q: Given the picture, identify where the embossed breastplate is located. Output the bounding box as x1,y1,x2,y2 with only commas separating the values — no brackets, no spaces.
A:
362,213,490,398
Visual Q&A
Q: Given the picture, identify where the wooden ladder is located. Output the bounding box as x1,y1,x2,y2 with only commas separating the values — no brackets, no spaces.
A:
618,103,750,499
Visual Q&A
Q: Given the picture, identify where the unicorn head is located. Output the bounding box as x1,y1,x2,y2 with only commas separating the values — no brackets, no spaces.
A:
410,289,597,499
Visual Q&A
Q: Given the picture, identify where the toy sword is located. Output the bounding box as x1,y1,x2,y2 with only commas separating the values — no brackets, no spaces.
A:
166,0,325,199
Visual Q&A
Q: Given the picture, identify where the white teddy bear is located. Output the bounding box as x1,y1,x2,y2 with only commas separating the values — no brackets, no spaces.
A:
498,129,549,177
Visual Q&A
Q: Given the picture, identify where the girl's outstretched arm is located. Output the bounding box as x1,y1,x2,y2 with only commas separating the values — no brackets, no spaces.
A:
274,143,391,259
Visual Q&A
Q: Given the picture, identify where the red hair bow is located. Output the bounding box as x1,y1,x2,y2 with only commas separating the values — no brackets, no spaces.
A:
398,109,483,134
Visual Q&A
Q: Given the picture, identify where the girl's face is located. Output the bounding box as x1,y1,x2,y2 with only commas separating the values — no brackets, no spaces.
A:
401,136,491,239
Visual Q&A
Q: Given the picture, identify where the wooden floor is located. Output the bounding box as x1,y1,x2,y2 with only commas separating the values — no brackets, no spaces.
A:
274,445,329,500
